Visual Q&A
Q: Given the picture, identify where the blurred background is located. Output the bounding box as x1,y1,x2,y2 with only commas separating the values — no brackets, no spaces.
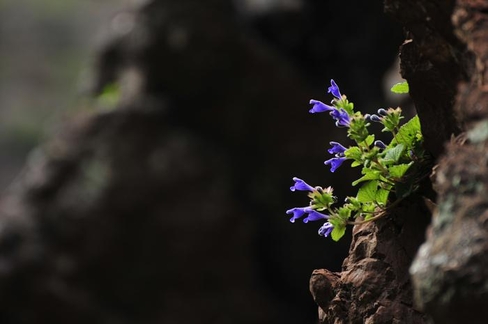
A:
0,0,405,323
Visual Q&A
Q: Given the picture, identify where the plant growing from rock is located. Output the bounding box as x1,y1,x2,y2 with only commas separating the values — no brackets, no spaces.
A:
287,80,425,241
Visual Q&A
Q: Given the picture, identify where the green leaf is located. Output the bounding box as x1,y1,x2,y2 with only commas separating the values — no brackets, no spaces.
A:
357,180,378,203
383,143,405,164
375,188,390,205
337,206,352,220
352,169,381,186
344,146,362,163
388,162,413,179
392,115,421,148
331,225,347,241
364,134,375,146
390,81,409,94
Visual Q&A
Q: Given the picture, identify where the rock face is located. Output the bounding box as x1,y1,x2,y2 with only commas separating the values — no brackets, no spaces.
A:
409,1,488,323
309,197,431,324
0,0,405,323
310,0,488,324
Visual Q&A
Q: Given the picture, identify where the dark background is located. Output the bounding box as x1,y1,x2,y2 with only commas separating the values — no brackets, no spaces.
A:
0,1,404,323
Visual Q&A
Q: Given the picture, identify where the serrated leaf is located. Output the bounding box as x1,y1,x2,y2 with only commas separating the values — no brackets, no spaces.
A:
375,188,390,205
345,146,361,159
331,225,346,241
357,180,378,203
338,207,352,220
392,115,421,148
390,81,409,94
352,169,381,186
383,143,405,164
388,162,413,179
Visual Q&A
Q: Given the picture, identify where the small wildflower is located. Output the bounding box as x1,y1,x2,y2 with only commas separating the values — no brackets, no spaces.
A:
324,157,346,172
374,140,387,149
309,100,335,114
330,108,350,127
286,206,313,223
377,108,388,116
328,79,342,99
369,114,382,122
303,210,329,223
328,141,347,155
290,177,314,192
318,222,334,237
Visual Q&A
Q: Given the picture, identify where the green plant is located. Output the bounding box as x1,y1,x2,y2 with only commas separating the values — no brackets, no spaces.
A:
287,80,425,241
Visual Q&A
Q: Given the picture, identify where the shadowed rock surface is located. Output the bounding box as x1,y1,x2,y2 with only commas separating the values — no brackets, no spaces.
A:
0,0,406,323
410,1,488,323
308,0,488,323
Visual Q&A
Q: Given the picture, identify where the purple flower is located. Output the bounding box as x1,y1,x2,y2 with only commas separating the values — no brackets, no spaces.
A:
290,177,314,192
374,140,387,149
303,210,329,223
309,99,335,114
330,108,350,127
286,206,313,223
328,141,347,155
369,114,382,122
328,79,342,99
324,157,346,172
377,108,388,116
318,222,334,237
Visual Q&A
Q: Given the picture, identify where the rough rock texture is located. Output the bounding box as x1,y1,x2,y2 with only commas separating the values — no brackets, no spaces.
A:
310,197,431,324
309,0,483,323
409,1,488,323
385,0,468,159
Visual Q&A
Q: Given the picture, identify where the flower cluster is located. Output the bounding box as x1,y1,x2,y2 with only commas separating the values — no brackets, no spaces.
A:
286,177,335,237
287,80,424,241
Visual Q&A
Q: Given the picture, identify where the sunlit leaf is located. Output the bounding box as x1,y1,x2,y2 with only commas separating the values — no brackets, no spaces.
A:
390,81,409,94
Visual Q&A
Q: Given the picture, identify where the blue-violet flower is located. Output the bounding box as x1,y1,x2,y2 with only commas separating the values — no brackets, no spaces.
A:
330,108,350,127
318,222,334,237
309,99,335,114
328,141,347,155
374,140,387,149
286,206,313,223
303,210,329,223
328,79,342,99
369,114,382,122
324,157,346,172
290,177,314,192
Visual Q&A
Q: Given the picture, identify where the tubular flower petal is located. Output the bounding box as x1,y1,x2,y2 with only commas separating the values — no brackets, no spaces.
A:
377,108,388,116
328,141,347,155
330,108,350,127
374,140,387,149
318,222,334,237
290,177,315,192
309,99,335,114
324,157,346,172
303,210,329,223
286,206,313,223
369,114,382,122
328,79,342,99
